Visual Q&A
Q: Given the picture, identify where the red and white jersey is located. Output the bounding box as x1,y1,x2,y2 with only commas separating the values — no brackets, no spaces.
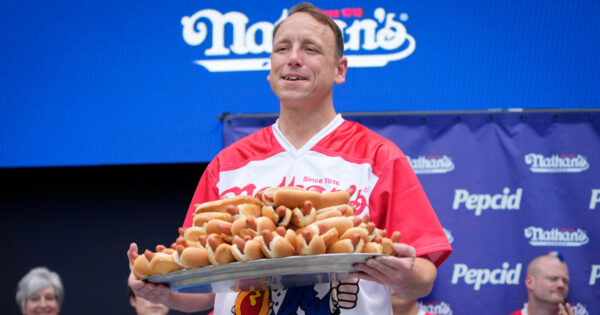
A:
183,115,452,315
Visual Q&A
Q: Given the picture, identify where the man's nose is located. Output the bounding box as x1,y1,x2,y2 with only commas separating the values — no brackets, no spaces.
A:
287,47,303,66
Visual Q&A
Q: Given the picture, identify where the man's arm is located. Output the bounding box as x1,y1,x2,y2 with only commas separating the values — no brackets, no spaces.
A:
350,243,437,299
127,243,215,312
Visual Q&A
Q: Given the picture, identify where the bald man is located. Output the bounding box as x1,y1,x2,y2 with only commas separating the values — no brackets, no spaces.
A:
510,252,573,315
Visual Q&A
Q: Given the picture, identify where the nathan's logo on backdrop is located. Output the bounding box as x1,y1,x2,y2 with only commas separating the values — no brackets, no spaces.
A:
590,189,600,210
520,303,589,315
443,228,454,244
408,155,455,174
181,7,415,72
591,264,600,285
524,226,589,247
571,304,590,315
451,262,522,291
524,153,589,173
452,188,522,216
418,301,453,315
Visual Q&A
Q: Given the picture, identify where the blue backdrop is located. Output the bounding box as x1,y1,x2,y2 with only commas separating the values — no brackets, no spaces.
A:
222,110,600,315
1,1,599,167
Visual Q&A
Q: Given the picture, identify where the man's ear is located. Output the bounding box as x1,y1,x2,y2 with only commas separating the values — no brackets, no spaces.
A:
129,296,137,308
334,57,348,85
525,275,534,290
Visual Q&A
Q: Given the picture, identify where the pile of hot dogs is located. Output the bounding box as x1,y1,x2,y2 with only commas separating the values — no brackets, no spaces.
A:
132,187,401,279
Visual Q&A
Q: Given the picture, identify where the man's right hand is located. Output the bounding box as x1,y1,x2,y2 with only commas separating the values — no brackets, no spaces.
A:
127,243,172,305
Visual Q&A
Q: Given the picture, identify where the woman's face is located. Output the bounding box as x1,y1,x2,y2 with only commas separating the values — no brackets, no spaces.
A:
21,285,60,315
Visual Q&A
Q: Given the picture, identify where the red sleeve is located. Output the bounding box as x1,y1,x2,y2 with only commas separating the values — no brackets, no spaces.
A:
369,156,452,267
182,159,221,228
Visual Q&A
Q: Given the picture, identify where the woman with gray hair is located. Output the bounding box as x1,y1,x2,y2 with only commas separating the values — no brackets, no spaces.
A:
15,267,64,315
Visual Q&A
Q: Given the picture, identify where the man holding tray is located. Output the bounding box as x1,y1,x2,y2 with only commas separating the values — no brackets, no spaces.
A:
128,2,452,314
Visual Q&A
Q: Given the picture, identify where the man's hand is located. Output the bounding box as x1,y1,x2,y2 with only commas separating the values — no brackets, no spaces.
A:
350,243,436,299
350,243,416,285
558,302,574,315
127,243,172,304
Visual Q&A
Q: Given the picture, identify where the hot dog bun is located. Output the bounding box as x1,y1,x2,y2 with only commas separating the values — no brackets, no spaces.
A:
231,236,265,262
259,228,296,258
194,195,260,214
132,254,155,279
295,229,326,255
193,212,233,227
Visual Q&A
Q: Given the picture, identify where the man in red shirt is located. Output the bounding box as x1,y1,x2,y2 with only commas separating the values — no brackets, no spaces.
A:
510,252,573,315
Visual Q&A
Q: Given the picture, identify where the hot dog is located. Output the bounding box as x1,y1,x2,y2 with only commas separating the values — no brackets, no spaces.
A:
295,229,326,255
193,212,233,227
231,235,265,262
261,187,354,210
328,233,364,254
259,227,296,258
132,253,155,279
194,195,261,214
290,200,317,228
144,247,183,274
173,239,211,269
231,216,276,238
261,205,293,227
206,234,235,265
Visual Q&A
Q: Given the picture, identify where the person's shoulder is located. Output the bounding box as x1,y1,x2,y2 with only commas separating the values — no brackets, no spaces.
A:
508,310,523,315
314,119,405,165
341,120,402,151
214,126,284,169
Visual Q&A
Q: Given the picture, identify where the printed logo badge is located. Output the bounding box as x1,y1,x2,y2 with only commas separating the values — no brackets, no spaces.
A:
451,262,521,291
408,155,455,174
418,301,453,315
452,188,522,216
182,7,415,72
524,226,589,247
524,153,589,173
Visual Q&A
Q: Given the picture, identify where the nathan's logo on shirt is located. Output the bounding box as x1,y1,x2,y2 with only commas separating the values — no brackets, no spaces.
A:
451,262,521,291
524,153,589,173
524,226,589,247
590,264,600,285
452,188,522,216
181,7,415,72
418,301,453,315
220,176,369,214
407,155,455,174
443,228,454,244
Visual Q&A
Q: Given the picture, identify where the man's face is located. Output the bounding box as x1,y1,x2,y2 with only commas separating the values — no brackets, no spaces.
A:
527,258,570,305
268,12,347,108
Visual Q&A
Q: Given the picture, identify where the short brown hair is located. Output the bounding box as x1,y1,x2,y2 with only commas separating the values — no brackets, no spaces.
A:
272,2,344,59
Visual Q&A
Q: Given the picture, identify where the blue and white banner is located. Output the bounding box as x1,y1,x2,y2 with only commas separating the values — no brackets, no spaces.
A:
2,1,599,167
222,110,600,315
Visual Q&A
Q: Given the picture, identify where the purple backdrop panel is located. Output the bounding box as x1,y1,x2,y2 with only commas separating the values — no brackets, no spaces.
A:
222,110,600,315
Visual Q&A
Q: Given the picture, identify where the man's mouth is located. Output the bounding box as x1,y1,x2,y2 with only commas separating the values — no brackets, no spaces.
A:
283,76,307,81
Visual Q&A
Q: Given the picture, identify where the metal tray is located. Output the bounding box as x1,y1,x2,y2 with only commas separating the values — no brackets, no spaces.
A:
145,253,382,293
